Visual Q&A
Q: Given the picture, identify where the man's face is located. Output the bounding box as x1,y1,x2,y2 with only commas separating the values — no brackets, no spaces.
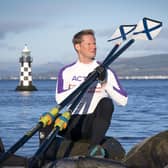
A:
75,35,97,63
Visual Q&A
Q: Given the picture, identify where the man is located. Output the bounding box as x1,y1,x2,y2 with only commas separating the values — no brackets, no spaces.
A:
55,29,128,157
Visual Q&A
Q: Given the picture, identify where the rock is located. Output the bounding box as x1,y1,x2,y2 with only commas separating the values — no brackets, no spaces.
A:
0,137,28,167
124,130,168,168
0,154,28,167
0,138,5,153
42,136,125,162
15,85,37,91
2,130,168,168
43,156,127,168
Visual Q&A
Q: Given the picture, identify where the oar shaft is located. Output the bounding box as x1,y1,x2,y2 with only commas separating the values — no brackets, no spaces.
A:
102,43,120,66
69,87,87,111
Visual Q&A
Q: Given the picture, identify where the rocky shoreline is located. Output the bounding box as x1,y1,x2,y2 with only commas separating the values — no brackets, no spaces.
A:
0,130,168,168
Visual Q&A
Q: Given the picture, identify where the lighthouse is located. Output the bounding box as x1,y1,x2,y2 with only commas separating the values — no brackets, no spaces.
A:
16,44,37,91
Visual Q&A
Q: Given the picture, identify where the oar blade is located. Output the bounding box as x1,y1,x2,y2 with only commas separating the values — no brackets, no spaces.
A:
108,24,136,43
133,17,163,40
108,17,163,43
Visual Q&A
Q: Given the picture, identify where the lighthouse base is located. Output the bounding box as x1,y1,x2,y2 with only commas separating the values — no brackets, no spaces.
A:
15,85,38,91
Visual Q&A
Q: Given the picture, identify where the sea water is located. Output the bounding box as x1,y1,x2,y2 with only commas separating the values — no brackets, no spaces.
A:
0,79,167,157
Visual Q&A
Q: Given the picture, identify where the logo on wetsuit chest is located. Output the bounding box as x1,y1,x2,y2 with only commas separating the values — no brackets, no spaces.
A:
71,75,102,93
72,75,86,81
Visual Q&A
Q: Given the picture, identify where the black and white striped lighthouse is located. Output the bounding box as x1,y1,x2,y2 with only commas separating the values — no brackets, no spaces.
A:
16,44,37,91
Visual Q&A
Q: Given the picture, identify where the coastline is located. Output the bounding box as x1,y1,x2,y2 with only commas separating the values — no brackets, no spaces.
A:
1,76,168,80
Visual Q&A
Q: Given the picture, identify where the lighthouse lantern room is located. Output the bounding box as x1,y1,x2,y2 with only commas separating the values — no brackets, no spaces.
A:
16,44,37,91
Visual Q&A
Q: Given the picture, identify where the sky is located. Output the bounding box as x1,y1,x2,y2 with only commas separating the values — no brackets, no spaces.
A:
0,0,167,65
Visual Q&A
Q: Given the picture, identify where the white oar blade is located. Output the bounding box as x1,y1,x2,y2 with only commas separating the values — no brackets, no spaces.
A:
133,17,163,40
108,25,136,43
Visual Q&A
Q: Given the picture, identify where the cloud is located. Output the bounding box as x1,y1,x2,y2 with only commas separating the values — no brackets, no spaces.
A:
0,21,44,40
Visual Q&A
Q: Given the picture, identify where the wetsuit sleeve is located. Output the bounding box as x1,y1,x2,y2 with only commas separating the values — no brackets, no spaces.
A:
105,69,128,106
55,69,79,104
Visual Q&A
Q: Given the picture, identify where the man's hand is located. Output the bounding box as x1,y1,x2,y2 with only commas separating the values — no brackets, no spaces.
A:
95,65,107,82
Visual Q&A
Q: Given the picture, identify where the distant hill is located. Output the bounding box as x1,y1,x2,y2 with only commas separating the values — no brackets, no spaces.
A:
0,61,64,80
33,62,64,79
0,54,168,79
0,62,19,79
111,54,168,77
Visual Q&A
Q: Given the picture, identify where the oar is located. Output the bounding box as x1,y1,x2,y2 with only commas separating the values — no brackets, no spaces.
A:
28,38,135,167
0,17,162,165
29,17,162,167
0,21,140,163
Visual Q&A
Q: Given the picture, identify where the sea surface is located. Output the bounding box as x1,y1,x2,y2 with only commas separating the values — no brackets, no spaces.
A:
0,79,168,157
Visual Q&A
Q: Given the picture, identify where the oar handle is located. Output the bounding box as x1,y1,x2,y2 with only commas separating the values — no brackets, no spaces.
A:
0,122,43,165
29,126,60,168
